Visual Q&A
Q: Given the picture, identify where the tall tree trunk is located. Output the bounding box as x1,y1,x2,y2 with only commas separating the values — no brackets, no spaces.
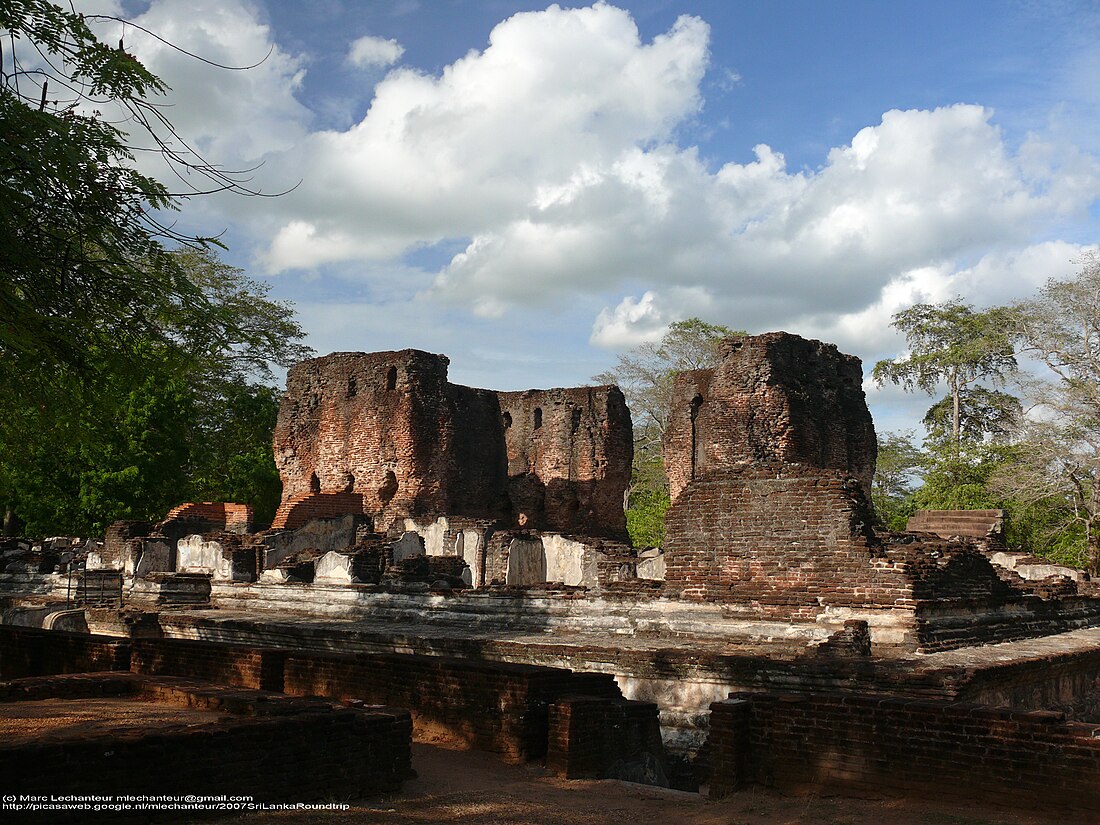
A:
3,506,20,537
951,367,961,458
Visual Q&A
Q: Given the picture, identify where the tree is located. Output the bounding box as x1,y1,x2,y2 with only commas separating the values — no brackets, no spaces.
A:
2,2,282,382
871,431,923,530
990,254,1100,572
0,5,308,534
595,319,739,451
1,249,307,535
873,300,1018,456
595,319,740,548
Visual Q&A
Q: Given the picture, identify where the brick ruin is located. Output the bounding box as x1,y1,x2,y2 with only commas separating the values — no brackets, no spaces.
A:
663,332,876,503
6,332,1100,809
271,349,631,540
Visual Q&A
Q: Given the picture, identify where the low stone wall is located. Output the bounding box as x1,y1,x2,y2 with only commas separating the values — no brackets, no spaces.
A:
0,624,131,678
906,509,1004,539
547,696,666,784
0,672,410,810
271,492,368,530
81,632,624,763
914,595,1100,652
162,501,253,533
708,692,1100,812
282,649,620,762
130,637,285,691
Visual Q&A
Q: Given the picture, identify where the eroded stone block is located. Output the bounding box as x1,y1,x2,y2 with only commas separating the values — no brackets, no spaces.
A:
505,538,546,586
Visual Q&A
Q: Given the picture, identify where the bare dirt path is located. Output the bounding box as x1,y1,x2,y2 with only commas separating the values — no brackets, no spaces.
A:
220,741,1074,825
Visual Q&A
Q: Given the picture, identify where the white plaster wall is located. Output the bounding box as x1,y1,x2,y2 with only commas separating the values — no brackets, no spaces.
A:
315,551,356,583
461,529,482,586
541,534,590,587
392,532,425,562
177,535,221,574
404,516,449,556
636,548,666,581
134,542,172,578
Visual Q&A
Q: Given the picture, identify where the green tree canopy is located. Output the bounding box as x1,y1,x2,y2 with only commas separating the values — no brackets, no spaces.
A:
871,431,923,531
2,249,309,535
873,300,1017,456
1,4,310,535
989,254,1100,572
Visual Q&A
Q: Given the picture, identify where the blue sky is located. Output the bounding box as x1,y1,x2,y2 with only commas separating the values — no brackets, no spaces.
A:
87,0,1100,434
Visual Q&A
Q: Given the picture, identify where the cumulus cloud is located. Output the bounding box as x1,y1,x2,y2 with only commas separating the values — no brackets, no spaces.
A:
94,0,311,174
581,106,1099,344
347,35,404,68
85,1,1099,376
232,2,1098,354
257,3,709,272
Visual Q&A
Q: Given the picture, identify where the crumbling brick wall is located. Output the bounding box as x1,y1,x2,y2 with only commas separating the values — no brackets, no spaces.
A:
906,509,1005,539
161,502,253,533
499,386,631,538
662,333,888,613
546,696,666,782
0,625,131,678
663,466,904,609
664,333,876,503
274,351,490,530
273,350,631,538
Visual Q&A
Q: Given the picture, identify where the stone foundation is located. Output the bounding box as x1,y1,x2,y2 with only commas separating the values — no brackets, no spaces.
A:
708,691,1100,812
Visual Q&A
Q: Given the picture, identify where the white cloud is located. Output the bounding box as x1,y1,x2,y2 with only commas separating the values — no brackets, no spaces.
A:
581,106,1099,346
77,0,1099,391
589,291,669,348
236,2,1097,353
257,3,709,273
93,0,311,176
347,35,404,68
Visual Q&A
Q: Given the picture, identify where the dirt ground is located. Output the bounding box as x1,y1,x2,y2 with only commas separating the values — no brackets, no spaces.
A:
0,697,231,745
219,741,1077,825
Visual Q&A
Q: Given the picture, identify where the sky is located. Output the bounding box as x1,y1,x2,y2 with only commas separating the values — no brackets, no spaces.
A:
75,0,1100,435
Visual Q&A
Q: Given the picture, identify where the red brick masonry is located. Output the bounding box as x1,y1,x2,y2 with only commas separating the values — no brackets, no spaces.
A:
708,692,1100,812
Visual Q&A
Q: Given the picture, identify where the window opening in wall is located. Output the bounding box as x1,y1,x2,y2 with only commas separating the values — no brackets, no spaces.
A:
570,407,582,434
690,395,704,479
347,377,357,397
309,472,321,494
502,411,512,428
385,366,397,391
533,408,542,430
344,473,355,493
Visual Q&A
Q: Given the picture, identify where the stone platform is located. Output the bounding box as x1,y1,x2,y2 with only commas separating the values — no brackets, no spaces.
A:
143,602,1100,753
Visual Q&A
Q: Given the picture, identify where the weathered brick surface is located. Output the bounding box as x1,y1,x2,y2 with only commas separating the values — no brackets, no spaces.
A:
130,638,285,691
111,633,623,762
0,673,411,808
498,386,632,538
282,649,620,762
708,692,1100,812
0,625,131,678
906,508,1005,539
273,350,631,538
664,333,876,503
663,467,893,609
161,501,253,532
271,491,369,531
546,696,665,781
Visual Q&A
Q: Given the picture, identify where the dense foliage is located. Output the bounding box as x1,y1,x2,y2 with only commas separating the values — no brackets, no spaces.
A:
1,3,309,535
875,254,1100,571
